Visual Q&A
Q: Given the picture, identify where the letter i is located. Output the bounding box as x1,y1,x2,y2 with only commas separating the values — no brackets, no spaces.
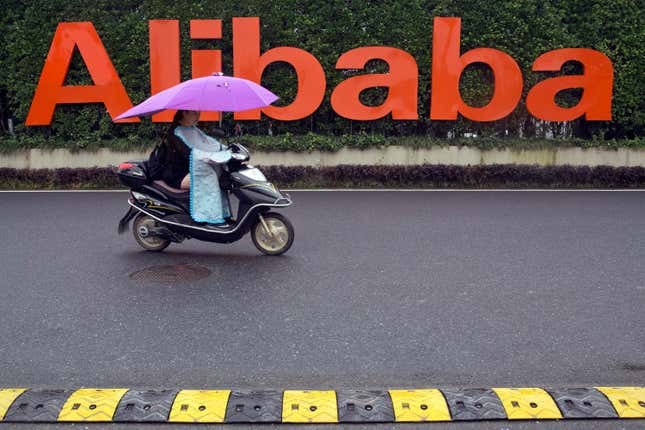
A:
191,19,222,121
149,20,180,122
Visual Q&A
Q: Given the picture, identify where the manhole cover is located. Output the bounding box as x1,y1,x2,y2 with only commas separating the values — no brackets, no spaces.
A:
129,264,211,283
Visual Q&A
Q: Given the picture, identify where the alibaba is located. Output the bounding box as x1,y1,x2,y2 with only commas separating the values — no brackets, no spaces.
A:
25,17,613,126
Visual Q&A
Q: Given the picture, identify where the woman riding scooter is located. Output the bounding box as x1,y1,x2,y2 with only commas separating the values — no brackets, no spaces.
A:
116,73,293,254
158,109,231,227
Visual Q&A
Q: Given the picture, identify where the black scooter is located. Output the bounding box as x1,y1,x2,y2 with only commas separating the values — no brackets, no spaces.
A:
116,142,294,255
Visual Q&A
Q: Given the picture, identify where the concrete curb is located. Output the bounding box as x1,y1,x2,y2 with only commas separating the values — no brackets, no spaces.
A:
2,145,645,169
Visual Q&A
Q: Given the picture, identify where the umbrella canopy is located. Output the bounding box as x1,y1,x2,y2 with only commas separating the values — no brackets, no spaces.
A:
114,73,279,120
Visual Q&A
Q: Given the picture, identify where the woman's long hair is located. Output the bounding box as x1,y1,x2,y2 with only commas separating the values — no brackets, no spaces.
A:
163,110,186,147
170,110,185,127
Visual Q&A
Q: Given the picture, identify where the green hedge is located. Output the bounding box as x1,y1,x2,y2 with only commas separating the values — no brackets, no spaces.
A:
1,0,643,145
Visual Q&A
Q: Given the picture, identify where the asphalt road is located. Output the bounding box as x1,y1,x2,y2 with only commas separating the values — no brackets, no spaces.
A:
0,190,643,429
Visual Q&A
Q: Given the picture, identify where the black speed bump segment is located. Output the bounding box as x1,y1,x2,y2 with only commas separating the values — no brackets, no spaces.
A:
442,388,507,421
0,386,643,423
112,389,178,422
547,388,618,419
3,389,73,422
224,390,283,422
336,390,394,422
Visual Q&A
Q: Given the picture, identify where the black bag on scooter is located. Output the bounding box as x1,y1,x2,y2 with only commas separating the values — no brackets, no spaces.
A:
146,143,167,181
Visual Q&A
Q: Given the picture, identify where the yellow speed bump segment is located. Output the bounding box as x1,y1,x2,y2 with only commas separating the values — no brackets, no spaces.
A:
0,389,26,421
596,387,645,418
493,387,562,420
58,388,128,422
282,390,338,423
168,390,231,423
388,389,451,422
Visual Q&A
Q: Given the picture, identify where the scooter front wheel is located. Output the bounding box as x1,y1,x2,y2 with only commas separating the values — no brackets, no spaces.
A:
251,212,294,256
132,213,171,252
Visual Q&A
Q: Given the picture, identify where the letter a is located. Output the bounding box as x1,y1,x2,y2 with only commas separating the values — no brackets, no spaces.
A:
527,48,613,121
331,47,418,120
26,22,137,125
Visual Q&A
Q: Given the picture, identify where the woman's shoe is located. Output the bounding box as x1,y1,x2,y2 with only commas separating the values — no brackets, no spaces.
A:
204,221,231,230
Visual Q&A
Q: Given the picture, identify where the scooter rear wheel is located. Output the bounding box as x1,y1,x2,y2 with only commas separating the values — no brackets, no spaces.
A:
132,213,171,252
251,212,294,256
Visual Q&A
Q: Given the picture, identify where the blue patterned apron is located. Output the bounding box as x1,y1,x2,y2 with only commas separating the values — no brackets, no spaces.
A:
174,126,232,224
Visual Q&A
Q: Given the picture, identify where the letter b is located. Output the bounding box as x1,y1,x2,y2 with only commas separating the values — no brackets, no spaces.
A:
233,17,326,121
430,17,523,122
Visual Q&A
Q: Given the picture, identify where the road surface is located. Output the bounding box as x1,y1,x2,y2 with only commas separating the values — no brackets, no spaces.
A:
0,190,643,429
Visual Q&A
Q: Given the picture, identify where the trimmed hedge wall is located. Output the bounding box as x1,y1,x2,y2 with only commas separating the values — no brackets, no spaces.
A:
2,165,644,189
1,0,643,145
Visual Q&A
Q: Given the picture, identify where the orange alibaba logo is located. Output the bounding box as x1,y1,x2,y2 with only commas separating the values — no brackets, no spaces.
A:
25,17,613,126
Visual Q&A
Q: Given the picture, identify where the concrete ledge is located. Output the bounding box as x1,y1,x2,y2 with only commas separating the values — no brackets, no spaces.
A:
2,145,645,169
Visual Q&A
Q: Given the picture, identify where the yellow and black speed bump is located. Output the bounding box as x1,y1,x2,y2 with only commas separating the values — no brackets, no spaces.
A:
58,388,128,422
492,387,563,420
597,387,645,418
0,386,643,423
168,390,230,423
389,389,452,421
0,389,26,420
282,390,338,423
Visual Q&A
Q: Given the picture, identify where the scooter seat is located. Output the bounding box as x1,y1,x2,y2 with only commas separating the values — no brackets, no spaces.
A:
152,180,190,199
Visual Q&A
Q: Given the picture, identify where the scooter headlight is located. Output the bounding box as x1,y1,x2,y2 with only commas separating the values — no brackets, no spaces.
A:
239,167,267,182
132,191,147,201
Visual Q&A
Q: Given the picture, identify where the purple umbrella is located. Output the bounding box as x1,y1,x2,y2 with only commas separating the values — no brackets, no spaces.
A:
114,73,279,120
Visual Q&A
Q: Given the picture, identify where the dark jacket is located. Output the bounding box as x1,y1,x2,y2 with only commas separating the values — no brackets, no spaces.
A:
161,126,191,189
